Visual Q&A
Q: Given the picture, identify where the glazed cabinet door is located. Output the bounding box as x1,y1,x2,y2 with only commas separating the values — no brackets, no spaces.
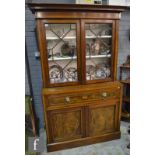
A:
87,100,119,137
81,20,116,84
46,106,85,143
37,20,81,87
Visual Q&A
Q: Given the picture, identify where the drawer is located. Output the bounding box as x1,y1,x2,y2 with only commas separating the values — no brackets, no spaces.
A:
45,88,120,107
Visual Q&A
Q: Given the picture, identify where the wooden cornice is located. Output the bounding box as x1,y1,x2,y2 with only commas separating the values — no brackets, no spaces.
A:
28,3,129,14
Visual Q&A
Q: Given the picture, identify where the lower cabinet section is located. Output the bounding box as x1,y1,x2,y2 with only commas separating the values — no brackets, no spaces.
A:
42,82,122,151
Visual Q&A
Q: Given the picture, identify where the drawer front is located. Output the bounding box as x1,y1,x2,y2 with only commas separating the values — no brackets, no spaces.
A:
45,88,121,107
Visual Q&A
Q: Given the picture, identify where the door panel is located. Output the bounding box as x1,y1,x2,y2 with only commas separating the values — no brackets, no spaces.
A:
47,106,85,143
39,20,81,87
88,101,118,137
81,20,115,84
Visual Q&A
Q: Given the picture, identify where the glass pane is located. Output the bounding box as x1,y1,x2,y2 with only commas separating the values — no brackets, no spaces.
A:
85,23,112,81
45,24,78,84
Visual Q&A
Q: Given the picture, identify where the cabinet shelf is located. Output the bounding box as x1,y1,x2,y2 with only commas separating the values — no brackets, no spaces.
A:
86,54,111,58
48,56,77,61
48,54,111,61
46,35,112,40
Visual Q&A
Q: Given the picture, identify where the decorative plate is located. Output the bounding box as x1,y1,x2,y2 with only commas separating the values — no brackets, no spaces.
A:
49,65,63,82
95,64,111,79
95,67,107,79
64,67,77,82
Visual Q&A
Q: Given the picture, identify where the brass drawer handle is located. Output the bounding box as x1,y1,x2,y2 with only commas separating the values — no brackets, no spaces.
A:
101,92,107,97
82,96,88,100
65,97,70,103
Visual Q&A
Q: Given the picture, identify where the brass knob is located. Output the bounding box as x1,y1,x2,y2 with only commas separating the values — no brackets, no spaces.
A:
102,92,107,97
82,96,88,100
65,97,70,103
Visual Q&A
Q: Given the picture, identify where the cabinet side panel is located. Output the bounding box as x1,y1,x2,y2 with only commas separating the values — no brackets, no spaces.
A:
113,20,120,80
36,20,49,87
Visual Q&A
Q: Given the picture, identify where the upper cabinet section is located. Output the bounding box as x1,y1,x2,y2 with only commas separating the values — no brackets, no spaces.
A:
29,3,128,87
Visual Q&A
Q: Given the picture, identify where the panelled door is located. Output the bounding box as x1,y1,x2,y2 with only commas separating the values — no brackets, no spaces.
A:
81,19,116,84
87,100,119,137
46,106,85,143
37,19,81,87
